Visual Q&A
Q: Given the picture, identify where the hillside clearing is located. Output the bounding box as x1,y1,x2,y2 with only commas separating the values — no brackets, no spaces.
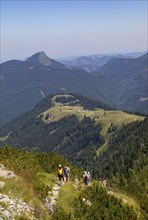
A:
39,95,144,142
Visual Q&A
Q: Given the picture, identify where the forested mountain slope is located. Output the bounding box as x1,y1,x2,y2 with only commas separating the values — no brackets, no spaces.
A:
0,94,143,169
94,118,148,218
94,53,148,113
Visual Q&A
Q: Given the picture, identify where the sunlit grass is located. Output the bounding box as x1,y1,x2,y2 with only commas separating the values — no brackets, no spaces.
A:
0,176,34,202
57,181,80,214
33,172,56,191
39,98,144,142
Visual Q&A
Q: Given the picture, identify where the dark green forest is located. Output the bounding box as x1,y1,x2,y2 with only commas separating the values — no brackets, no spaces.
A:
1,114,104,169
55,93,114,110
93,117,148,218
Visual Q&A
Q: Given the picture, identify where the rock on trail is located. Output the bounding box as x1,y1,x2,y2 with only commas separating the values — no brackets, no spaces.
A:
45,183,61,214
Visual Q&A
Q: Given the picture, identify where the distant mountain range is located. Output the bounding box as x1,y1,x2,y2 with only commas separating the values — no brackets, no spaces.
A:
0,51,147,126
94,53,148,113
60,55,113,72
59,51,146,72
1,52,95,126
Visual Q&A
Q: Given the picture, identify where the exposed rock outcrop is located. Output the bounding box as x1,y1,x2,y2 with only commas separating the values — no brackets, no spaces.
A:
0,164,17,179
0,164,35,219
0,193,34,220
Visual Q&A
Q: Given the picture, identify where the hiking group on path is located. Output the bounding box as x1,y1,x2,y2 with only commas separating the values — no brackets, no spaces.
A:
83,171,107,189
57,164,107,190
57,164,70,185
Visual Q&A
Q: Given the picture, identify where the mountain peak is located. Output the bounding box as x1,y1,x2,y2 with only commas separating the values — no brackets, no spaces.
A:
26,51,51,66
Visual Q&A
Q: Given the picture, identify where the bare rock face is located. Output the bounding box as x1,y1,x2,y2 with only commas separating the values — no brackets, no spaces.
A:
38,52,52,66
0,164,17,179
26,51,52,66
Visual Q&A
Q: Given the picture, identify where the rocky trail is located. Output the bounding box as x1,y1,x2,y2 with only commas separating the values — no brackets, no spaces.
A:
0,163,64,219
45,183,61,214
0,164,34,220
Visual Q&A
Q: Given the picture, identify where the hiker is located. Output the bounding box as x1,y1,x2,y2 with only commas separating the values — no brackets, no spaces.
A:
99,178,107,188
61,166,65,182
102,179,107,188
64,164,70,182
87,172,91,185
99,178,103,187
83,171,89,185
57,165,64,185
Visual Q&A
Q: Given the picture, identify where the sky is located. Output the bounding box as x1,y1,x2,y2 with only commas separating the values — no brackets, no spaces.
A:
1,0,148,62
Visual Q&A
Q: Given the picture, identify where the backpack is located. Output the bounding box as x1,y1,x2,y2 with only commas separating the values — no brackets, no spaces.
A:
84,174,88,183
64,167,68,174
58,168,63,175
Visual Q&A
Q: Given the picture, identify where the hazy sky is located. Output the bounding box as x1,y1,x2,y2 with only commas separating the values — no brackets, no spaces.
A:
1,0,147,62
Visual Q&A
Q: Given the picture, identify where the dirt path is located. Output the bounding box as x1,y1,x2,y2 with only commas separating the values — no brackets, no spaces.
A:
45,182,62,214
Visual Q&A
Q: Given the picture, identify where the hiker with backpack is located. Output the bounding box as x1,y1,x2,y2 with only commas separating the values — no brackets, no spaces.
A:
102,179,107,188
99,177,107,189
64,164,70,182
99,177,103,187
87,171,91,185
57,164,64,185
83,171,89,186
